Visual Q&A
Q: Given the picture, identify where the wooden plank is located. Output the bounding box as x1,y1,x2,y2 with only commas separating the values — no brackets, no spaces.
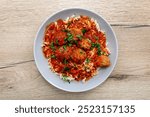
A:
0,0,149,26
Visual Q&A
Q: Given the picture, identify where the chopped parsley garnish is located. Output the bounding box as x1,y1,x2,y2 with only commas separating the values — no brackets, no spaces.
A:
91,43,100,48
65,32,73,42
56,39,58,44
67,36,73,41
91,43,95,48
85,58,90,64
51,54,56,59
64,32,79,46
68,43,72,46
62,75,70,83
63,67,70,71
63,58,68,64
91,43,101,56
97,48,101,56
62,75,67,80
50,42,55,51
76,35,83,40
73,40,78,45
82,28,87,34
63,45,67,50
67,32,72,36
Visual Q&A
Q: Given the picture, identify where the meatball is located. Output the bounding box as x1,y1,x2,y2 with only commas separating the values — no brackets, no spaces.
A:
71,48,86,63
70,28,83,39
94,55,110,67
78,38,91,50
54,31,66,45
55,46,73,60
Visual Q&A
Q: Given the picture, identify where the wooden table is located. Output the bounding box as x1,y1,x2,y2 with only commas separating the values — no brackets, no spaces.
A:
0,0,150,99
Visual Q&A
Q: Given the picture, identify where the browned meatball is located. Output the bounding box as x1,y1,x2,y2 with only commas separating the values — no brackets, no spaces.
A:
78,38,91,50
71,48,86,63
70,28,83,39
55,46,73,60
94,55,110,67
54,31,66,45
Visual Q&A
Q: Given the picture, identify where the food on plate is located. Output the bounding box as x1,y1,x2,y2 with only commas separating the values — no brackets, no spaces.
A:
42,15,110,82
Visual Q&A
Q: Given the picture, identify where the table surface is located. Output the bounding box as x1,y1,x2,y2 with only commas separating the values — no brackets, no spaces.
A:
0,0,150,99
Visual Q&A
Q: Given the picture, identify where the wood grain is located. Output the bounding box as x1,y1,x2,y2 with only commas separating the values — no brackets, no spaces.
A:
0,0,150,99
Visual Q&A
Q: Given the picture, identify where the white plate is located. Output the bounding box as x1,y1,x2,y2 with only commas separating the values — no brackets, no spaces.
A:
34,8,118,92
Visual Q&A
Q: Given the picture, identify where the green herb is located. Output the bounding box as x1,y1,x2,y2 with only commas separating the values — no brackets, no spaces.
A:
68,43,72,46
63,67,70,71
64,37,67,42
91,43,95,48
94,35,99,40
73,40,78,45
91,43,100,48
85,58,90,64
91,43,101,56
96,43,100,48
62,75,67,81
91,43,95,47
65,32,73,42
97,44,101,56
63,58,68,64
82,28,87,34
50,42,55,51
76,35,83,40
63,45,67,50
68,35,73,41
56,39,58,44
67,32,72,36
62,75,70,83
62,75,67,80
97,48,101,56
51,54,56,59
